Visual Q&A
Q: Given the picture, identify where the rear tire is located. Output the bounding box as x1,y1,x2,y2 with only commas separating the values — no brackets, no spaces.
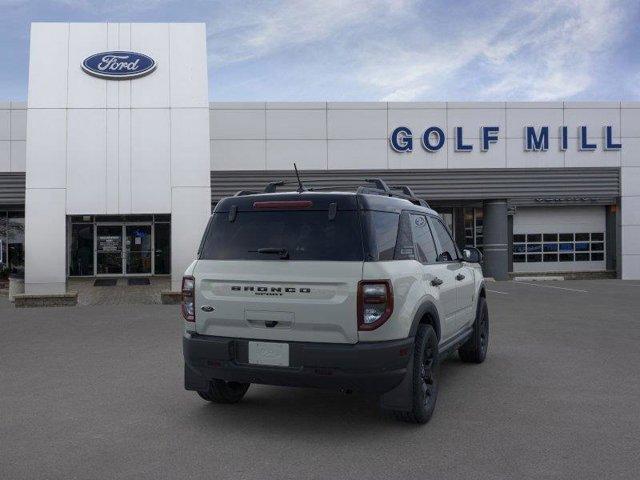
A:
459,296,489,364
197,380,250,404
393,324,439,424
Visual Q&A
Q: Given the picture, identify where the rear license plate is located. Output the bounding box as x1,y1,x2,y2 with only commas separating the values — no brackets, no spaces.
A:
248,341,289,367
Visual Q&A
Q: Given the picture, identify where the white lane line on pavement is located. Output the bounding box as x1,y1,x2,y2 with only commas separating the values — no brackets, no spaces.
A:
514,281,588,293
487,289,509,295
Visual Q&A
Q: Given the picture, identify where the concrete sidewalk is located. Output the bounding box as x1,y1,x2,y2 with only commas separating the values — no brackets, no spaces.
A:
68,277,171,306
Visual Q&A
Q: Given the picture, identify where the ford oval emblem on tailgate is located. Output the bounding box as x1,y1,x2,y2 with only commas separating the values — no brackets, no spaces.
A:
200,305,214,312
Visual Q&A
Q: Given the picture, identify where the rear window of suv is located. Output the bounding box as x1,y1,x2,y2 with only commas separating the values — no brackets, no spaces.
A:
199,210,364,261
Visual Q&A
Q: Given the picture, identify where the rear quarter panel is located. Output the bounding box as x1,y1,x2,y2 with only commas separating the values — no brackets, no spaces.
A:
359,260,442,342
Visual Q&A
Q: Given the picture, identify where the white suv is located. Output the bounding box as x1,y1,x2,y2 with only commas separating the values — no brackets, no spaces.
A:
182,179,488,424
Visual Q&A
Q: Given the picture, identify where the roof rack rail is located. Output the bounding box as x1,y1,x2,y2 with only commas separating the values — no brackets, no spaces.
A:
356,178,430,208
307,185,350,191
390,184,416,197
364,178,393,194
235,177,430,208
389,184,430,208
264,180,286,193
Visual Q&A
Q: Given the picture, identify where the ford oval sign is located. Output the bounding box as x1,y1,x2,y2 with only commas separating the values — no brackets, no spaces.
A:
82,51,156,80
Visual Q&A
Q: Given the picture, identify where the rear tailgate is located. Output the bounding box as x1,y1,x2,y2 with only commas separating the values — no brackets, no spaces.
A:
193,194,365,344
194,260,362,344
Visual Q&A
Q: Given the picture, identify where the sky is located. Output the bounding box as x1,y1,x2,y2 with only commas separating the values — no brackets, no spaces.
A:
1,0,639,102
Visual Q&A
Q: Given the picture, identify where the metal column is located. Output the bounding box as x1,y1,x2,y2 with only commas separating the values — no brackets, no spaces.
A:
482,200,509,280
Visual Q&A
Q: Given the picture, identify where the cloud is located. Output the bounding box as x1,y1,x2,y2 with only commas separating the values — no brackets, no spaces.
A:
207,0,635,101
478,0,626,100
37,0,174,12
1,0,635,101
362,0,628,101
207,0,413,66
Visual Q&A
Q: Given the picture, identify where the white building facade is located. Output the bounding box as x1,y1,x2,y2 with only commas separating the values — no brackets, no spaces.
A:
1,22,639,293
23,22,210,293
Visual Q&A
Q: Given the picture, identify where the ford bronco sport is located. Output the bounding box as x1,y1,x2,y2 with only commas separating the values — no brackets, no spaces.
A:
182,178,488,424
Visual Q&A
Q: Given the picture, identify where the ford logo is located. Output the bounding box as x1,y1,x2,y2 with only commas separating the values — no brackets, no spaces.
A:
82,51,156,80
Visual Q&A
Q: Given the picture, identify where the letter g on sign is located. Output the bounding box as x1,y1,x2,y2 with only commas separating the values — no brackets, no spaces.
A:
390,126,413,152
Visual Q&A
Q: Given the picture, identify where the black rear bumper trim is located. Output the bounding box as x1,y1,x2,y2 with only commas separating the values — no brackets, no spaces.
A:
183,333,413,394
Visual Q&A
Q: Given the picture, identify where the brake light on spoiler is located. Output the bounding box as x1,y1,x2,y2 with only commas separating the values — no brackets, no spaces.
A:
253,200,313,209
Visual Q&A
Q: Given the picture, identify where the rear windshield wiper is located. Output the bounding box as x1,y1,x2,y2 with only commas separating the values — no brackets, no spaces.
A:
250,247,290,260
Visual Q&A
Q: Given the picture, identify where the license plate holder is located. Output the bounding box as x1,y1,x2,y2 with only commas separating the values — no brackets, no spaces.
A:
248,341,290,367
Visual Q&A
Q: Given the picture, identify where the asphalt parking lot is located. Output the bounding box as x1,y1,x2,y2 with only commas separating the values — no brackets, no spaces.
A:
1,280,640,480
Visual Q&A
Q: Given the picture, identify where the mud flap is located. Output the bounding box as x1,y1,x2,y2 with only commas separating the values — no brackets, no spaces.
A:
379,351,414,412
184,363,210,391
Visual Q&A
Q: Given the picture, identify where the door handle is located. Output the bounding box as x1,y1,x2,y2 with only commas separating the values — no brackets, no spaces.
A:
456,273,466,281
431,277,443,287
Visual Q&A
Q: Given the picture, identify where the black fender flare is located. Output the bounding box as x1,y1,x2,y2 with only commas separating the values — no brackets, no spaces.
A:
476,281,487,318
408,300,441,341
381,300,441,413
478,280,487,299
475,281,488,319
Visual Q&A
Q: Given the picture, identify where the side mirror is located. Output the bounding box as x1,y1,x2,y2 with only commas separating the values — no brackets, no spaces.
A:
462,247,483,263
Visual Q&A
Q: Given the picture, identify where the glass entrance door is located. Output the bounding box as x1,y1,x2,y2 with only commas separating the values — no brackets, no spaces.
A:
71,216,170,278
153,223,170,275
125,225,152,275
96,225,124,275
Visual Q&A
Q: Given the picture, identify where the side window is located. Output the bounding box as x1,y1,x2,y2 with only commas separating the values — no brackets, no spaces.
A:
428,217,459,262
394,212,416,260
409,214,438,264
364,211,400,261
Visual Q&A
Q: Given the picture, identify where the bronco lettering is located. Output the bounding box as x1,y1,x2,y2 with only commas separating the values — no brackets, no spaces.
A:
230,285,311,294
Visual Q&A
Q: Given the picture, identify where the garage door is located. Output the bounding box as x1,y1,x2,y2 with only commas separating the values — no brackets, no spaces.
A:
513,206,606,273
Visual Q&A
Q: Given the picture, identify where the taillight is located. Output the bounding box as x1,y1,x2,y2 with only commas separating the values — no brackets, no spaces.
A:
357,280,393,331
181,276,195,322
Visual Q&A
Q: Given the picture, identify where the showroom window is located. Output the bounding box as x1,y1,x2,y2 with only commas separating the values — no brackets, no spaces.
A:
0,211,25,276
463,207,483,250
436,208,454,238
513,232,605,263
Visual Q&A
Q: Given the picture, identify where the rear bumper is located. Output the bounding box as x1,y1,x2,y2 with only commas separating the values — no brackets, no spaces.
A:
183,332,413,394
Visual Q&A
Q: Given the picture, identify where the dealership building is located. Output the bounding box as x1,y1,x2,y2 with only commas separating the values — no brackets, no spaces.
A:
1,22,640,295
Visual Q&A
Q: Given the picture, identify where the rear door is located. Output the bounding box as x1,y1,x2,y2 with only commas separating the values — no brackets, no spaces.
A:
427,216,473,334
409,213,459,341
193,201,364,344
